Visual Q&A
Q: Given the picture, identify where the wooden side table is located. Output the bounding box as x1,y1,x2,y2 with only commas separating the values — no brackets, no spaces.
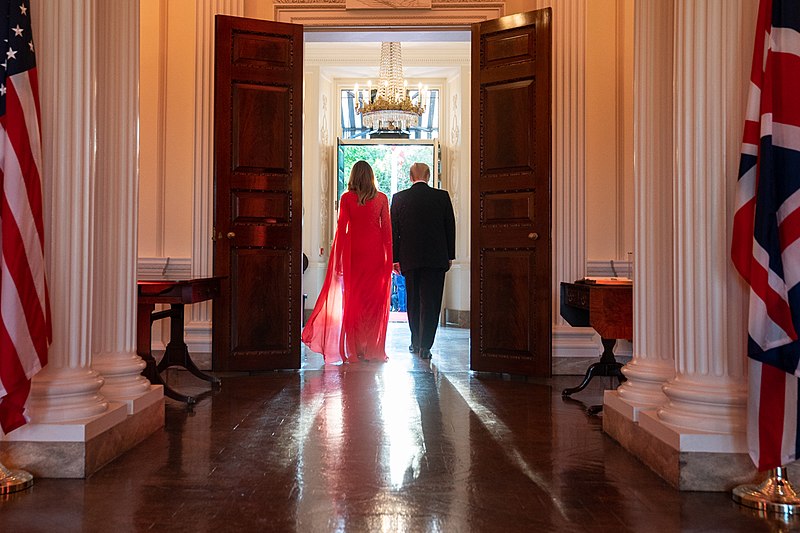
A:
560,281,632,398
137,277,223,404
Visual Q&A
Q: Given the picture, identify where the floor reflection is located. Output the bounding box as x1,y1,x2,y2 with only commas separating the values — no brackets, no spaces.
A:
0,325,780,532
381,369,423,489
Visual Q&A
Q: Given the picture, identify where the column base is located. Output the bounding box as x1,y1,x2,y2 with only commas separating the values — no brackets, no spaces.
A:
118,384,164,415
605,385,663,422
603,390,755,491
0,387,164,478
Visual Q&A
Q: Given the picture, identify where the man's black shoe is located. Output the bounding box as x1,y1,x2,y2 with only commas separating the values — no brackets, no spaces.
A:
409,344,419,353
419,348,433,360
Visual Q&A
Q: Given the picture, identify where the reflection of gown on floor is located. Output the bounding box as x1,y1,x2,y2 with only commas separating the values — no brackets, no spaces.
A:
302,191,393,363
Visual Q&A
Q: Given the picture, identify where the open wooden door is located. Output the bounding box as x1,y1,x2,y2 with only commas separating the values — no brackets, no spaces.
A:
213,16,303,371
470,9,552,376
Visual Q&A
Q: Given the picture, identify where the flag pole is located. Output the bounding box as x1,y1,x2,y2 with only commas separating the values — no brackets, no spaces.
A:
0,460,33,495
733,467,800,514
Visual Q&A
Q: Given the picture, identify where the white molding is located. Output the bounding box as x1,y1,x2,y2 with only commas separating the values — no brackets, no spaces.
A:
552,325,600,359
529,1,587,331
189,0,244,327
585,260,632,278
155,0,169,255
137,257,193,280
613,0,632,259
275,3,504,26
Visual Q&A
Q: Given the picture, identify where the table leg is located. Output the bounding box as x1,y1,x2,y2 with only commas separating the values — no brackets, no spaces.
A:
157,304,221,388
561,337,627,397
137,302,159,383
137,302,197,405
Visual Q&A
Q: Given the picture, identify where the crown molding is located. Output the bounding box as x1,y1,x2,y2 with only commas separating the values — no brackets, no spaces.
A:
275,1,503,26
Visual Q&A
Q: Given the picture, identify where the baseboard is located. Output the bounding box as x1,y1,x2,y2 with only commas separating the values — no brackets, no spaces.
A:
444,308,469,328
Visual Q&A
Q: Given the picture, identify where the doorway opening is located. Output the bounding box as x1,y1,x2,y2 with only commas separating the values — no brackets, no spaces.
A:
301,29,471,368
337,138,441,321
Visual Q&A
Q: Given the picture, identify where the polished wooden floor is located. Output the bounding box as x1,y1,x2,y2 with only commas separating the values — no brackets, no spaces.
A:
0,324,784,532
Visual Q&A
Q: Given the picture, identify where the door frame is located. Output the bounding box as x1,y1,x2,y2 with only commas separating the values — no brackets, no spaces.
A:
300,13,549,375
205,6,594,370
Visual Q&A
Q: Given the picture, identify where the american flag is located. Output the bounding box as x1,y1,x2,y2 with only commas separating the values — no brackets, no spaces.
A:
732,0,800,471
0,0,50,434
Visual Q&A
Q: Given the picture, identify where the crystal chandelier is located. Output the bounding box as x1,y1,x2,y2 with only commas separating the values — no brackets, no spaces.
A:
355,42,426,132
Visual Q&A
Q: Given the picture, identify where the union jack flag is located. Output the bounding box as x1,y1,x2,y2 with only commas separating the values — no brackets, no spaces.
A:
732,0,800,471
0,0,50,434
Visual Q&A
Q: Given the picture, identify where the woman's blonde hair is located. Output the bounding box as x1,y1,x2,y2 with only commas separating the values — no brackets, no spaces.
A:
348,160,378,205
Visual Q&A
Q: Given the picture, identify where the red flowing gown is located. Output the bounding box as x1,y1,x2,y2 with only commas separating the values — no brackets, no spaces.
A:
302,191,393,363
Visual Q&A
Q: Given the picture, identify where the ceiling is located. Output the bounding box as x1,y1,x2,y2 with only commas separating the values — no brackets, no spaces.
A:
305,40,470,80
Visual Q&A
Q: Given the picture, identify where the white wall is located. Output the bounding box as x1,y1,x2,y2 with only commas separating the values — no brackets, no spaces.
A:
585,0,635,262
442,65,471,312
139,0,196,261
301,64,334,305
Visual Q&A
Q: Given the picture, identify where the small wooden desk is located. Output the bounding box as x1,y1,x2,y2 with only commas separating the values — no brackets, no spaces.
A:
560,281,632,397
137,277,223,404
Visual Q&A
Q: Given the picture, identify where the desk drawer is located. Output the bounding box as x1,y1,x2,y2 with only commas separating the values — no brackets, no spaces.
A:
564,284,590,310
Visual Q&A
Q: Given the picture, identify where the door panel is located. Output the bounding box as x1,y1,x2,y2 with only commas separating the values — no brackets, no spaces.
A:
213,16,302,371
483,80,535,171
471,9,552,376
233,84,290,172
231,250,290,353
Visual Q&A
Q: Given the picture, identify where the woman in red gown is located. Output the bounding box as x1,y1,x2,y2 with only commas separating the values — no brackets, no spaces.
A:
302,161,393,363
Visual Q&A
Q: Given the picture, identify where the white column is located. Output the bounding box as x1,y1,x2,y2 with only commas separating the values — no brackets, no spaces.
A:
645,0,750,438
28,0,108,423
547,0,586,316
611,0,676,415
531,0,592,358
91,0,153,407
187,0,244,349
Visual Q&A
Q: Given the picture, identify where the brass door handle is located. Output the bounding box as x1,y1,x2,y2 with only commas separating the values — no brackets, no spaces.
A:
227,232,236,239
528,232,539,240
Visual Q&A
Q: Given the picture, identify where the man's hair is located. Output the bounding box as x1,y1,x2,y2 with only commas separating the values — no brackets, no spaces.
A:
410,162,431,182
348,160,378,205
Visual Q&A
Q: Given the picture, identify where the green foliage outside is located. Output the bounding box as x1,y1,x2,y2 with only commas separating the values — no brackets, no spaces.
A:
339,144,435,202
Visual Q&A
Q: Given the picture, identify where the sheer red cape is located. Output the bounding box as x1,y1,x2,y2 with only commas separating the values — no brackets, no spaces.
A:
302,191,393,363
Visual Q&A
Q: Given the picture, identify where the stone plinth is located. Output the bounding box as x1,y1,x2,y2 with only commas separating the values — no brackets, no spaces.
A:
604,390,757,491
1,386,164,478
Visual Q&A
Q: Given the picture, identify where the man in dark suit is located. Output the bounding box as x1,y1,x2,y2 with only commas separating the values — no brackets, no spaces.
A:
391,162,456,359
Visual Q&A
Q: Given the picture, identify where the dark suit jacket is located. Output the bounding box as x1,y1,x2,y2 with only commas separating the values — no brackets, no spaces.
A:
390,182,456,273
